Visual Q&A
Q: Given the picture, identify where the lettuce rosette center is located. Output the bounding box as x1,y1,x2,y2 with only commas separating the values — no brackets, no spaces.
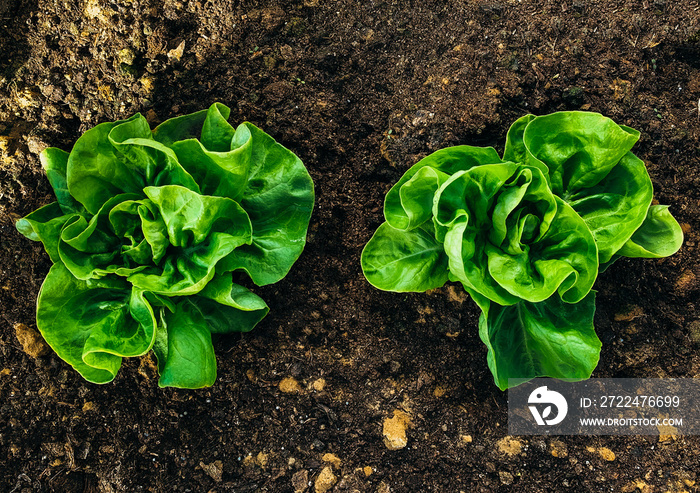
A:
17,103,314,388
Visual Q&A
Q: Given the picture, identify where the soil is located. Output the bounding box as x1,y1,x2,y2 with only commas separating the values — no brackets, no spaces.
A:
2,0,700,491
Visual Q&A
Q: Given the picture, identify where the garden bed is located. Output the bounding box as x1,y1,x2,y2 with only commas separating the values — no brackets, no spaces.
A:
1,0,700,491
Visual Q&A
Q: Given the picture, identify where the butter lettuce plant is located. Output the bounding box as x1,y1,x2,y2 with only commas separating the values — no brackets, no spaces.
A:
362,111,683,389
17,103,314,388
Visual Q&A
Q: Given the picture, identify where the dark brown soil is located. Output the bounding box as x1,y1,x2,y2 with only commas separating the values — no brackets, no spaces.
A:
2,0,700,491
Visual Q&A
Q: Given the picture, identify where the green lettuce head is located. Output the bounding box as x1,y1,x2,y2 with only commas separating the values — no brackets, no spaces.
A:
362,111,683,389
17,103,315,388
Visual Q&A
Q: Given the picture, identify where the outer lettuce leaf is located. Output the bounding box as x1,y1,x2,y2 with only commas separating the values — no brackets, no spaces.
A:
361,222,449,292
153,303,216,389
36,263,157,384
478,292,600,390
150,275,270,388
217,123,315,286
516,112,656,262
195,274,269,333
503,114,536,165
617,205,684,259
41,148,85,214
565,152,653,263
152,101,238,150
17,102,314,389
390,166,450,231
522,111,640,196
16,202,75,263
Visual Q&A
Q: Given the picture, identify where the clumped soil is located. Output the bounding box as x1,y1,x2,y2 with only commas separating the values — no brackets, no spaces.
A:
2,0,700,491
